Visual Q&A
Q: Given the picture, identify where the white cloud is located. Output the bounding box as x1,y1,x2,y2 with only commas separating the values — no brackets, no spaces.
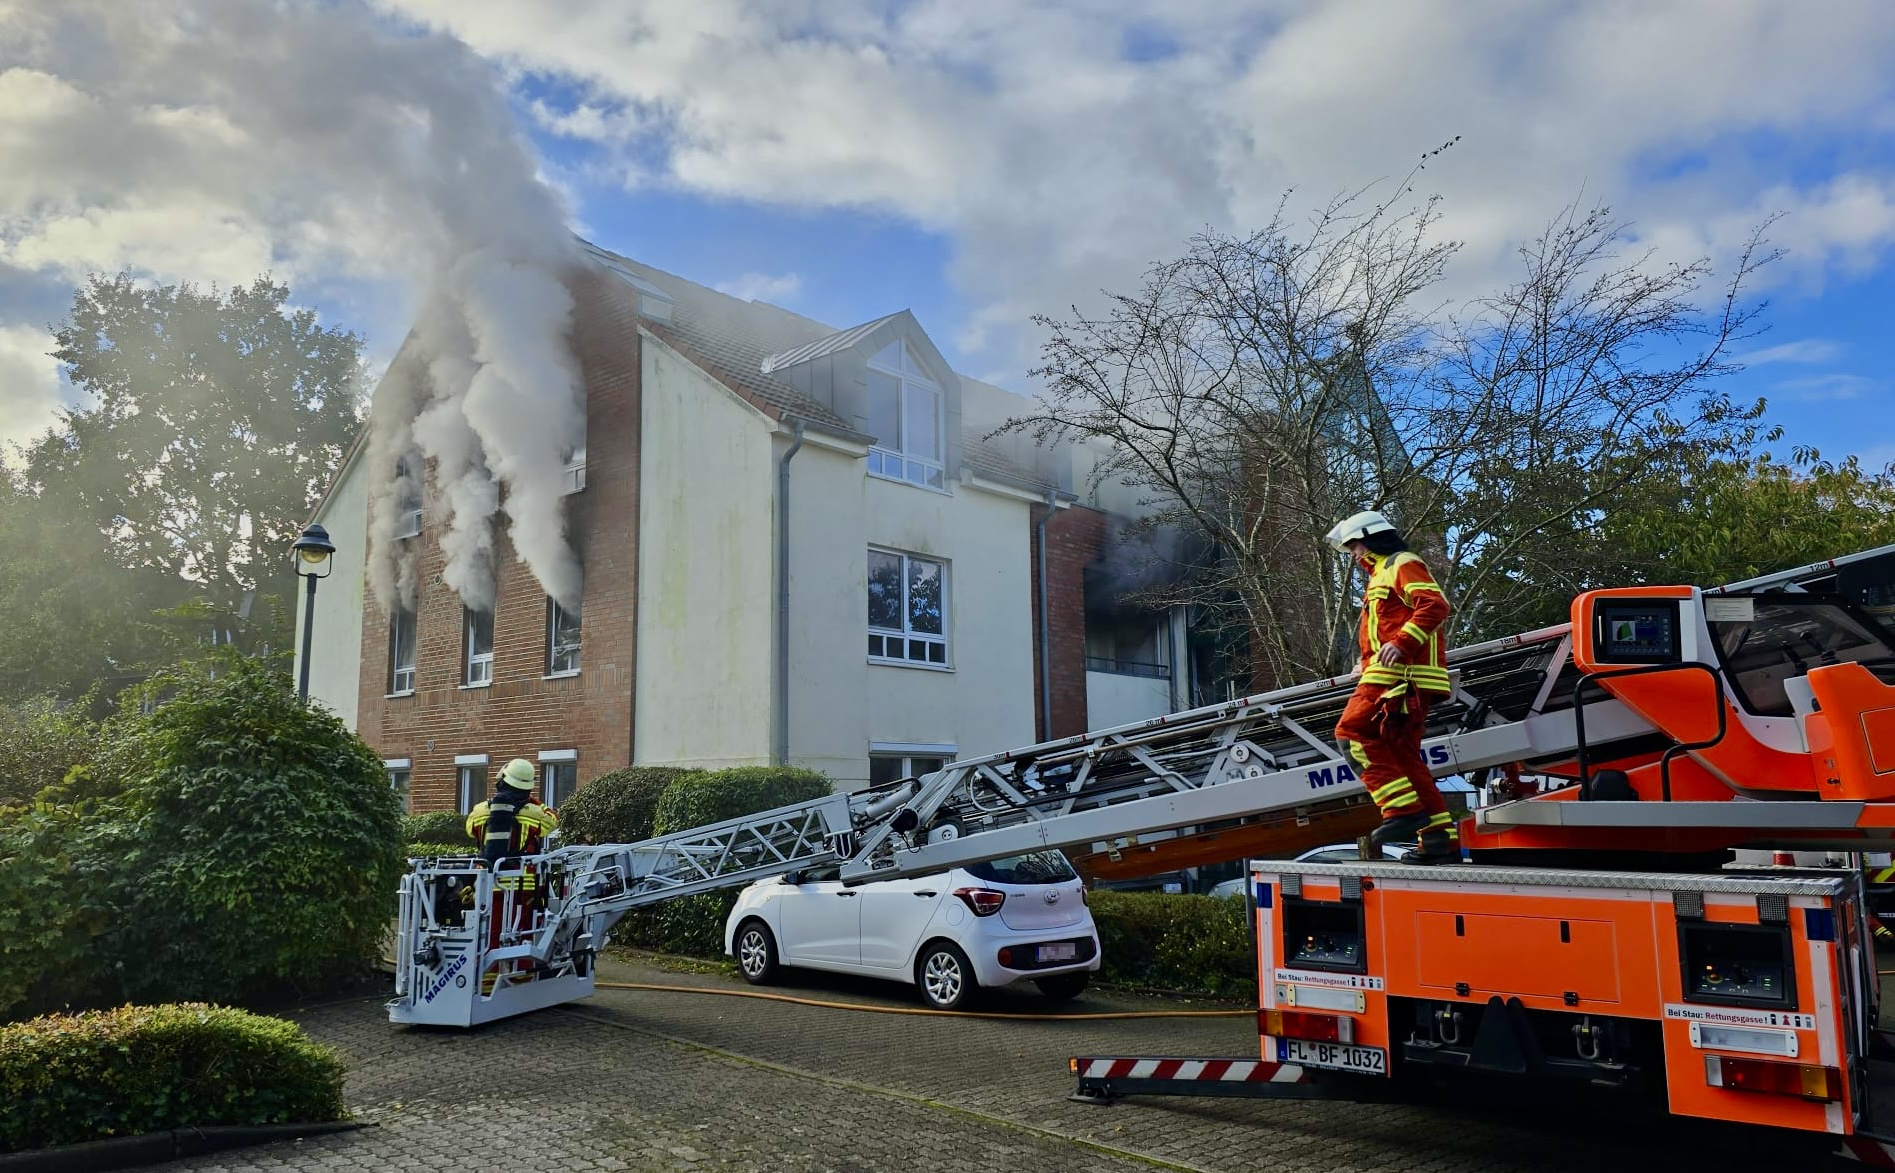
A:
0,324,63,458
1740,339,1844,366
380,0,1895,379
713,270,802,305
1772,373,1879,402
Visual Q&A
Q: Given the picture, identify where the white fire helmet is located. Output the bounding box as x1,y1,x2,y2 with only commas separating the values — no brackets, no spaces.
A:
1324,510,1397,552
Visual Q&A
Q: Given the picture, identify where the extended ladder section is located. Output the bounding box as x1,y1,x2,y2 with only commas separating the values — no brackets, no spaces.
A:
390,544,1895,1026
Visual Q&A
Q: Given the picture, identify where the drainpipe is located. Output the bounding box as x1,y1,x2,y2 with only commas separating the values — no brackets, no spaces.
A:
1036,489,1056,740
775,418,806,765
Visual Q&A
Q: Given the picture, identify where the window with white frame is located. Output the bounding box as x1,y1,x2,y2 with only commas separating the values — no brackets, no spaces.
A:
394,456,423,539
464,607,494,686
385,759,412,814
540,750,578,808
865,340,944,489
561,445,587,495
388,607,417,694
868,746,953,787
867,548,948,665
547,597,581,676
456,758,488,814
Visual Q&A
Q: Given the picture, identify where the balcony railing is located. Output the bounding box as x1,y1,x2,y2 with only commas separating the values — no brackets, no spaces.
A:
1084,656,1170,680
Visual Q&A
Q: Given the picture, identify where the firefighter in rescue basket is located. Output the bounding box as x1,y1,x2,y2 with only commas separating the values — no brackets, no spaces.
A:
1325,509,1457,864
466,758,560,991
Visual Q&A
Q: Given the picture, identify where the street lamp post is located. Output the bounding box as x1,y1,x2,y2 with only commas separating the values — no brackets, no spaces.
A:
291,523,336,701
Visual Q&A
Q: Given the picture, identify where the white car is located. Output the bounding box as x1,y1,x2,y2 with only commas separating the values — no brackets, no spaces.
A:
1208,842,1412,901
724,849,1101,1011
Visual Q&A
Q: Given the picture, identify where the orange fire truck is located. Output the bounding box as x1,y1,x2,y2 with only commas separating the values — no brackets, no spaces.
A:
1073,548,1895,1163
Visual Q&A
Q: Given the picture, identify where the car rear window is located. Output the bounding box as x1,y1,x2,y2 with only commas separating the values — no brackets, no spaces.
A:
963,850,1077,885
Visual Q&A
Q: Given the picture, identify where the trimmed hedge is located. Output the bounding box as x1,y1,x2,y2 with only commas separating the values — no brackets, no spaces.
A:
405,842,475,859
557,766,703,845
0,1003,346,1153
400,811,470,846
1086,890,1256,999
616,766,834,958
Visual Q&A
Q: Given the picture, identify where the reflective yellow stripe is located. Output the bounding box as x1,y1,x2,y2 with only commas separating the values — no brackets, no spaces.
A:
1347,741,1372,770
1403,581,1443,598
1426,811,1455,829
1875,865,1895,883
1399,621,1428,643
1372,778,1415,803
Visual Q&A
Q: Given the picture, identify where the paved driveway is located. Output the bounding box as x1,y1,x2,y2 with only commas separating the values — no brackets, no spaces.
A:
153,954,1840,1172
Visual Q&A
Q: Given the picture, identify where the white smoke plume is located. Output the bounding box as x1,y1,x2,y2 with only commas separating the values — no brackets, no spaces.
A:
1,0,587,614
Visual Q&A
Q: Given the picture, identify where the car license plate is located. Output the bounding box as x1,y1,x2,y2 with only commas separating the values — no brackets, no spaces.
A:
1278,1039,1386,1075
1036,943,1078,963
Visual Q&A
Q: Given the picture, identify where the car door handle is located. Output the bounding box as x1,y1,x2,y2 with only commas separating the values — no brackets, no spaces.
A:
914,891,936,898
836,891,856,897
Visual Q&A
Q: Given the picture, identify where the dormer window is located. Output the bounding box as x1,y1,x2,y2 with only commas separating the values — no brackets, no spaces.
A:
866,340,944,490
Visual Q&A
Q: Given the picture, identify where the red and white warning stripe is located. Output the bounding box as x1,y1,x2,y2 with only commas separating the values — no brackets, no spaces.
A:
1842,1136,1895,1167
1075,1057,1306,1083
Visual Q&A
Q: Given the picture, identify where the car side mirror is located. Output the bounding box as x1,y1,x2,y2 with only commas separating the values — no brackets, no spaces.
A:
782,870,804,886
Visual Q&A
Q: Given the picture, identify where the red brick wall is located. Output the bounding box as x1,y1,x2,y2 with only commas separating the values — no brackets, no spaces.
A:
357,271,642,813
1031,503,1108,740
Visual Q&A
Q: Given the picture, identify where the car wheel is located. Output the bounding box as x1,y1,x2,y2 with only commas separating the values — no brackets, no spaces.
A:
916,941,977,1010
735,919,779,985
1034,972,1089,1002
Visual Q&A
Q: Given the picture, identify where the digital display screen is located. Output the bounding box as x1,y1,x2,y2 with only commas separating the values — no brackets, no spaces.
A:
1594,600,1682,664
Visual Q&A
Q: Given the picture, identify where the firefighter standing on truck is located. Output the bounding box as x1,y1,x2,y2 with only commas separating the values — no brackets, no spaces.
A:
1325,510,1457,865
466,758,559,991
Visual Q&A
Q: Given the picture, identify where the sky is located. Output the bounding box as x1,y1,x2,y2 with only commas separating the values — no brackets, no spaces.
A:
2,0,1893,471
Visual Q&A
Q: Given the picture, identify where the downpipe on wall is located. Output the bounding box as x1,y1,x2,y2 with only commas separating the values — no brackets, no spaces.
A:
775,418,806,765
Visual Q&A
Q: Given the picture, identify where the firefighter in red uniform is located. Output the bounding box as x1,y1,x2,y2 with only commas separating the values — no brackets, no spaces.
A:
466,758,559,991
1325,510,1458,865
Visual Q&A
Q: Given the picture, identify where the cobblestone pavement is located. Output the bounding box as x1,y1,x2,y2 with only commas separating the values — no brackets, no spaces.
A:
152,954,1841,1172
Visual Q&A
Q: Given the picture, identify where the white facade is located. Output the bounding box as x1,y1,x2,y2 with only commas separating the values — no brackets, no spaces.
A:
785,431,1040,789
296,444,368,728
633,332,778,769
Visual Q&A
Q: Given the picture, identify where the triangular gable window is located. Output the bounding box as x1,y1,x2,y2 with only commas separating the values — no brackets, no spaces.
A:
866,339,944,490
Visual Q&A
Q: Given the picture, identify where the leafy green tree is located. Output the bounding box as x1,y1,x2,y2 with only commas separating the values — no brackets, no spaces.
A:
24,274,364,663
0,464,177,702
1597,448,1895,588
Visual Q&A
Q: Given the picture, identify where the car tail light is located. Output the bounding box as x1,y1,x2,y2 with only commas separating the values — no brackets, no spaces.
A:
997,947,1013,967
954,887,1006,916
1704,1054,1842,1102
1260,1009,1352,1044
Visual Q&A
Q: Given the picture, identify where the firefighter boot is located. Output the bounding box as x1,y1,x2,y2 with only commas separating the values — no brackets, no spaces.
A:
1369,810,1430,847
1401,827,1458,865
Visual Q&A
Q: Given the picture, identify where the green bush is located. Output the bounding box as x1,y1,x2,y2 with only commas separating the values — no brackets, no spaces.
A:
0,803,112,1019
557,765,703,845
92,660,405,1008
0,694,99,807
616,765,834,959
651,765,833,836
0,1003,345,1152
1086,890,1256,999
405,842,475,859
400,810,471,846
1,660,406,1021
